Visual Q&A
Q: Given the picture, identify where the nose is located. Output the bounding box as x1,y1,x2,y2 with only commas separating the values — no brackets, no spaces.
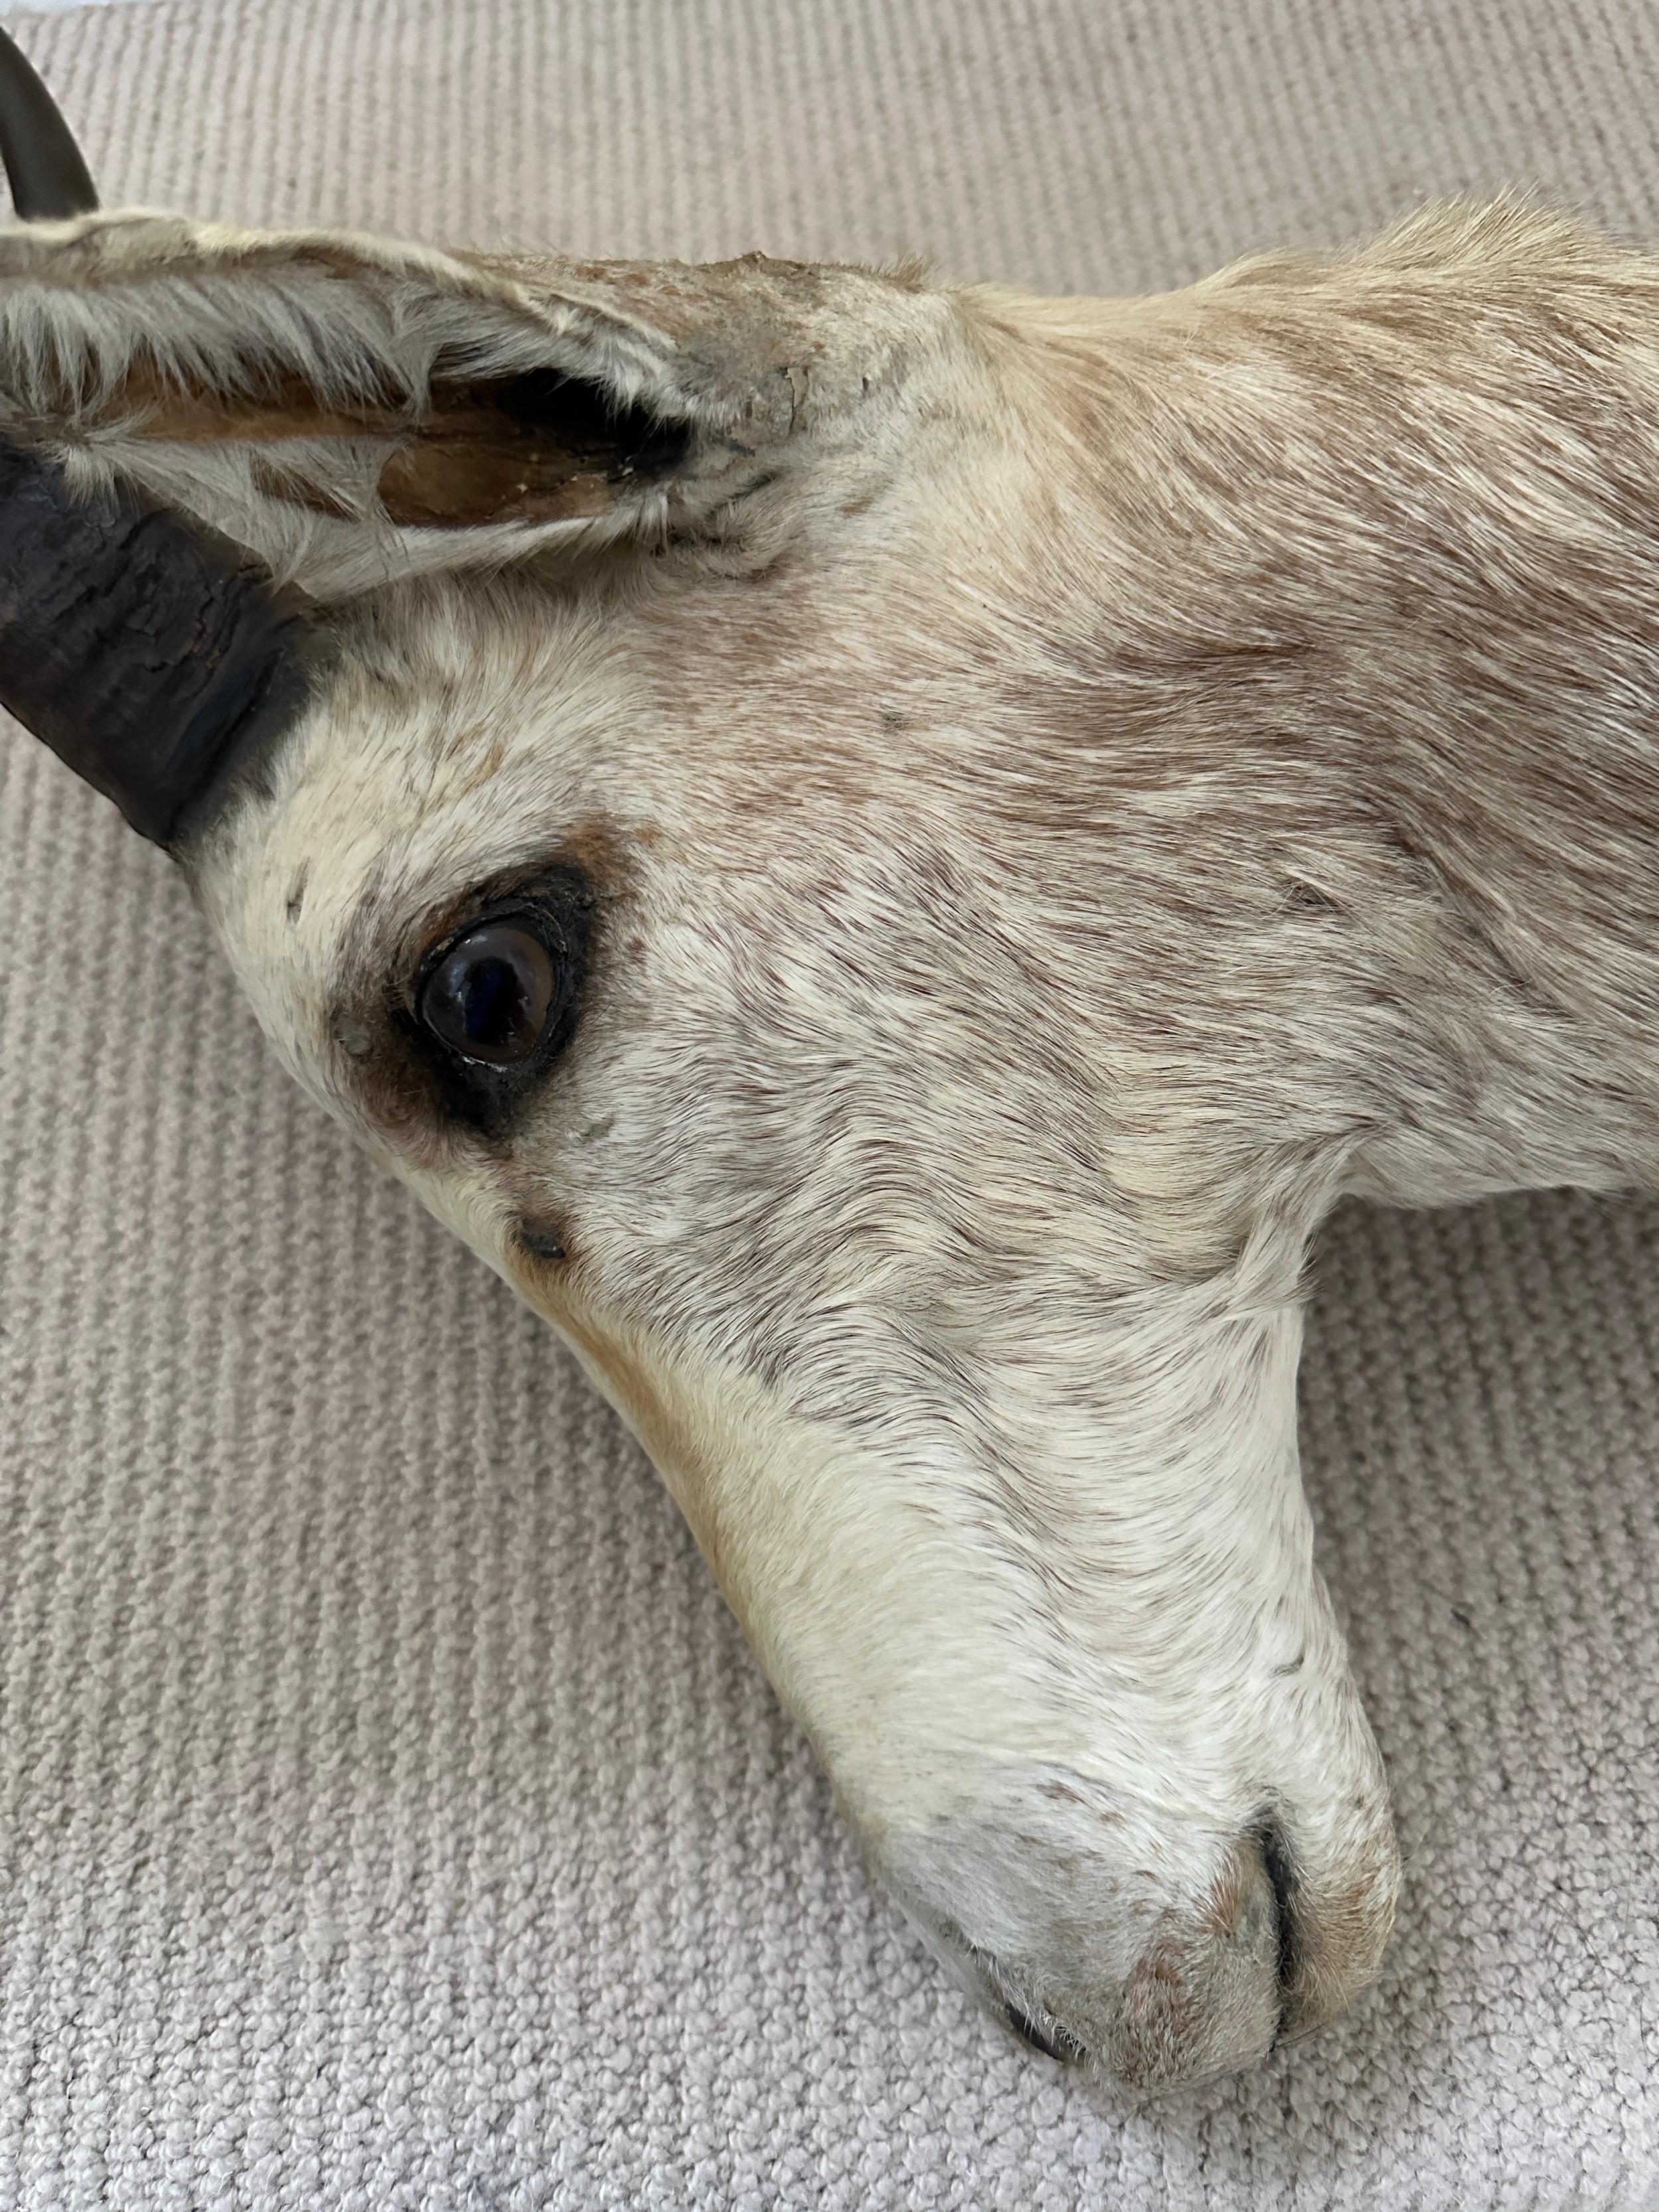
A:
883,1767,1399,2092
986,1821,1287,2090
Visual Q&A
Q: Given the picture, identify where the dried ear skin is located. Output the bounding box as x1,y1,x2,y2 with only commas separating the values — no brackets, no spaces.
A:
82,360,693,528
375,443,616,528
376,370,692,526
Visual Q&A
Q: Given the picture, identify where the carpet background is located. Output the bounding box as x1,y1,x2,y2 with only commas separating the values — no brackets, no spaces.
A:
0,1,1655,2205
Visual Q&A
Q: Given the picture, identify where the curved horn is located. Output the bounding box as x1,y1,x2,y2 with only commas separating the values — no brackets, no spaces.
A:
0,27,96,220
0,435,319,846
0,48,311,846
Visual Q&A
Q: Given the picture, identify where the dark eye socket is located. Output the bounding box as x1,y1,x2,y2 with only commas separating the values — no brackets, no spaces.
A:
418,919,555,1065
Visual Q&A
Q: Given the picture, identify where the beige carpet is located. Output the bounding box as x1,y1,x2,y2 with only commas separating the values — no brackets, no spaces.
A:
0,0,1655,2203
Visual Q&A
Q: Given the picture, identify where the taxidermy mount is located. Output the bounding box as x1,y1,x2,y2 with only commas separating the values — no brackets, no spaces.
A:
1,25,1652,2092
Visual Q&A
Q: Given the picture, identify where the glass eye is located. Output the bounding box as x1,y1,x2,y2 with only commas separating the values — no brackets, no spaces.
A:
419,920,555,1065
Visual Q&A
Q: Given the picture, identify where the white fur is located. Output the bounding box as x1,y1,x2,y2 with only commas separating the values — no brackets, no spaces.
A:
15,198,1659,2087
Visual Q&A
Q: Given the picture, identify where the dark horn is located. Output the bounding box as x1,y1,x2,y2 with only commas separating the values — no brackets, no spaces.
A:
0,26,97,220
0,50,307,847
0,434,319,847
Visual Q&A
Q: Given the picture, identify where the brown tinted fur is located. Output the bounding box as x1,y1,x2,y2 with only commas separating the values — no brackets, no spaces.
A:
80,364,668,524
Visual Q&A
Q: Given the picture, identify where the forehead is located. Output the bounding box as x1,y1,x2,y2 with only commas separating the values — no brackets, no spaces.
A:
202,542,928,902
267,577,647,896
192,575,647,1073
189,487,1088,1164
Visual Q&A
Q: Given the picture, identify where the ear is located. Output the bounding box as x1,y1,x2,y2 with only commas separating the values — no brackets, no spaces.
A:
0,212,944,597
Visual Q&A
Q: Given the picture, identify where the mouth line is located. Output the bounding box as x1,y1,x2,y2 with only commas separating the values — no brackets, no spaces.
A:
1003,1998,1085,2064
965,1938,1089,2066
910,1899,1091,2067
897,1802,1309,2083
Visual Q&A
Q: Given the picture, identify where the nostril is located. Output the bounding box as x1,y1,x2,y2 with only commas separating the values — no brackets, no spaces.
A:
1246,1805,1401,2047
1251,1812,1303,2022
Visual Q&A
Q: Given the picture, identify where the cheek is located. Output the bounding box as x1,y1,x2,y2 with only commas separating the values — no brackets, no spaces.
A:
509,1253,735,1576
493,1252,1054,1824
386,1153,524,1284
500,1238,758,1614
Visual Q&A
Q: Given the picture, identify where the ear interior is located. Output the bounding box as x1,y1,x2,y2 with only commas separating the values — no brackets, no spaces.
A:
98,363,692,529
376,370,691,528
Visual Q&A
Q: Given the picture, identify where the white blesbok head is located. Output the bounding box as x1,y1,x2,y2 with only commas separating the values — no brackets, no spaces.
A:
5,34,1656,2092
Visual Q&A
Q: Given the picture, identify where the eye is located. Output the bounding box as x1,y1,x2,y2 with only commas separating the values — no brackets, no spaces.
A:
418,919,555,1065
399,862,594,1134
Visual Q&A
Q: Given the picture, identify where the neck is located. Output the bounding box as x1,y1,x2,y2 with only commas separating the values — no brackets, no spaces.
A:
984,224,1659,1226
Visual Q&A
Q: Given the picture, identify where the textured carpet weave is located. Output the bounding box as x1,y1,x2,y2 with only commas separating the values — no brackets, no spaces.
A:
0,1,1656,2205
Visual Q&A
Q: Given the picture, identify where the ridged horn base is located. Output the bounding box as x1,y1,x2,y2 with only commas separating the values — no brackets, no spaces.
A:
0,434,317,846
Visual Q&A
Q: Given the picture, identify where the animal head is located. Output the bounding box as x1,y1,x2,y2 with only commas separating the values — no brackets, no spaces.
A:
0,35,1413,2091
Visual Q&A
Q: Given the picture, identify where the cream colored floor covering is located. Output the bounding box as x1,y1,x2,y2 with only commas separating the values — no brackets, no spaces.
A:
0,1,1655,2205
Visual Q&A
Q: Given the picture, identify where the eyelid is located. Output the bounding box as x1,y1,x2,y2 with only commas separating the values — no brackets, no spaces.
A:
399,861,596,1137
